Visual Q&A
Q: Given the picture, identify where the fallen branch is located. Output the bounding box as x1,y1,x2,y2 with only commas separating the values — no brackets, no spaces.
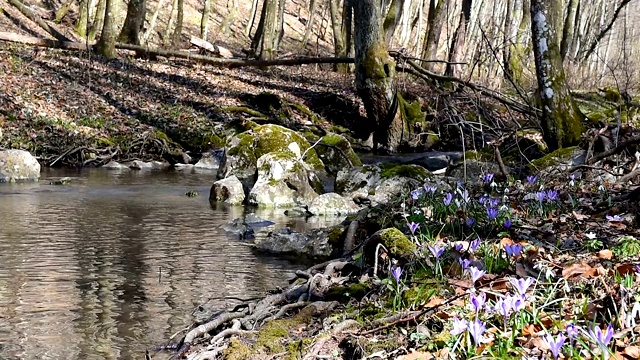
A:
585,135,640,166
0,31,84,50
6,0,71,42
190,36,233,58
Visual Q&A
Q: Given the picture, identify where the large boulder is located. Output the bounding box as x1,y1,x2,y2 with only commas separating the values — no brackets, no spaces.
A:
308,193,360,216
195,149,225,170
0,149,41,182
210,175,245,205
248,152,319,208
446,159,504,184
336,163,446,206
254,227,335,259
315,133,362,175
217,124,325,186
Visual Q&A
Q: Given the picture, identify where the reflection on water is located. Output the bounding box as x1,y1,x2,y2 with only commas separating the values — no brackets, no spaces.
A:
0,168,332,360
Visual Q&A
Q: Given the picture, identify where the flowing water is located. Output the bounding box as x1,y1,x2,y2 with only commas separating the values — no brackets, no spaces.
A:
0,168,336,360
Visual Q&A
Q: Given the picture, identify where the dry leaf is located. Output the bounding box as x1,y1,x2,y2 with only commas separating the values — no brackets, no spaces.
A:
598,249,613,260
424,296,443,308
623,346,640,359
572,211,589,220
562,262,597,279
522,324,537,336
399,351,433,360
616,264,638,276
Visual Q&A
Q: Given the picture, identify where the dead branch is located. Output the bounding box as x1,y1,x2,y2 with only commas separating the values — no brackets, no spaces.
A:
343,209,368,255
6,0,71,42
0,31,83,50
585,135,640,166
581,0,632,62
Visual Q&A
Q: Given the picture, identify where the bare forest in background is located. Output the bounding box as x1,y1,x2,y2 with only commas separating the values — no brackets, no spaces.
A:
2,0,637,93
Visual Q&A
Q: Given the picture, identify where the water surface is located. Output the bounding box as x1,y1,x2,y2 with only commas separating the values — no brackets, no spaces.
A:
0,168,327,360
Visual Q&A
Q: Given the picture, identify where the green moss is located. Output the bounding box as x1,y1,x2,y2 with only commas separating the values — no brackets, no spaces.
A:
602,87,622,103
254,309,314,355
361,337,404,355
320,133,362,167
528,146,577,169
154,129,179,146
329,125,350,134
379,228,415,257
379,163,430,180
222,106,268,118
290,102,324,124
327,227,344,244
222,338,252,360
326,282,370,301
397,93,426,132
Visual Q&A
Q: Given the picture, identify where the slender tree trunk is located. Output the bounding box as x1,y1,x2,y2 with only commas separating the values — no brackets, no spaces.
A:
250,0,284,59
354,0,403,152
422,0,451,69
301,0,318,48
76,0,90,37
55,0,74,23
502,0,514,78
342,0,353,57
142,0,164,43
245,0,259,37
163,0,178,46
530,0,583,150
383,0,405,44
559,0,578,61
119,0,146,44
96,0,117,58
201,0,212,40
329,0,347,71
445,0,471,77
171,0,184,47
220,0,238,35
88,0,106,41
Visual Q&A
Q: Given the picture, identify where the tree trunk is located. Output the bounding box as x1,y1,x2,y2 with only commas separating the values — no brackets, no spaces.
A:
171,0,184,47
502,0,514,78
329,0,347,71
530,0,583,150
245,0,259,37
88,0,106,40
422,0,451,70
353,0,403,152
163,0,178,46
200,0,212,40
250,0,284,60
96,0,117,58
55,0,74,23
119,0,146,44
76,0,91,37
382,0,405,44
342,0,353,57
142,0,164,43
559,0,578,61
445,0,471,77
301,0,318,48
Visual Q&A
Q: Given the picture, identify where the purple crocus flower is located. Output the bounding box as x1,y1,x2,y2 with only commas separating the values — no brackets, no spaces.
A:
466,218,475,227
546,189,559,202
527,175,537,184
468,266,486,283
544,333,566,360
479,195,488,205
428,244,445,259
504,243,524,258
482,173,494,184
443,193,453,206
635,265,640,273
566,324,579,340
509,277,535,296
495,297,512,318
470,292,486,313
410,189,422,200
487,208,499,220
606,214,622,222
408,222,419,234
510,294,526,312
468,319,486,345
470,238,481,252
424,185,437,194
503,218,512,229
450,317,468,336
391,266,403,283
488,197,500,208
459,258,471,269
535,191,546,202
455,243,464,252
587,324,614,354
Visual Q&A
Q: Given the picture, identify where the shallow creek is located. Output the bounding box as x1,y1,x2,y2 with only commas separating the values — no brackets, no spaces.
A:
0,168,341,360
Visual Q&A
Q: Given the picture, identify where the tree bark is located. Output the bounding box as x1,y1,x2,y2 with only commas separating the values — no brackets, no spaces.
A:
353,0,403,152
301,0,318,48
142,0,164,43
445,0,471,77
382,0,405,44
119,0,146,44
171,0,184,47
76,0,91,37
88,0,106,41
502,0,514,78
559,0,578,61
96,0,117,58
8,0,71,41
201,0,212,40
250,0,284,60
422,0,451,70
530,0,583,150
329,0,347,72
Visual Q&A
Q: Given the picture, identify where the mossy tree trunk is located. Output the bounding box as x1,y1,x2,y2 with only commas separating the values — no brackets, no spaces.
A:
76,0,93,37
88,0,106,40
171,0,184,47
382,0,405,44
354,0,404,152
421,0,451,70
200,0,212,40
96,0,117,58
530,0,584,150
119,0,146,44
560,0,579,61
508,0,530,85
445,0,471,77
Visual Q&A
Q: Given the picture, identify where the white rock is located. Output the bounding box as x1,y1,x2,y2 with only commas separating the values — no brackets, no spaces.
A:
0,149,40,182
308,193,360,216
210,175,245,205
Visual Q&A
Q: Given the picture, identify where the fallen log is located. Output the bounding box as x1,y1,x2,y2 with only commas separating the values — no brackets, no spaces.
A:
7,0,70,42
0,31,354,68
190,36,233,58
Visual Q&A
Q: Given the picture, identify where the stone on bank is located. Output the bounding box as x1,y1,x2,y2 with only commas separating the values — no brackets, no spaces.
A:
0,150,41,182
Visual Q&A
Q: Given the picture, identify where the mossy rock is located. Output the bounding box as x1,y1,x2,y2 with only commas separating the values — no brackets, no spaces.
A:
325,282,370,301
379,228,415,257
316,132,362,174
223,339,252,360
528,146,581,170
379,163,431,180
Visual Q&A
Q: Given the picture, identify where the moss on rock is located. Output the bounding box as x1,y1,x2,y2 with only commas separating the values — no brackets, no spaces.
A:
379,163,431,180
529,146,578,169
379,228,415,257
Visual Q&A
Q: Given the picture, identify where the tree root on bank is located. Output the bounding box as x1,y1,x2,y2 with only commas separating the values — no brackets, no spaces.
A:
165,259,351,360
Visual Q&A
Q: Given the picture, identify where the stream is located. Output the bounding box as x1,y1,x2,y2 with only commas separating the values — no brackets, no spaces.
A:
0,168,338,360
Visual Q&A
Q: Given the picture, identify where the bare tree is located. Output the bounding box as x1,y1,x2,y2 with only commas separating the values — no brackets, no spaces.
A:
422,0,452,69
383,0,405,44
96,0,117,58
119,0,146,44
250,0,285,60
445,0,471,77
531,0,583,150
